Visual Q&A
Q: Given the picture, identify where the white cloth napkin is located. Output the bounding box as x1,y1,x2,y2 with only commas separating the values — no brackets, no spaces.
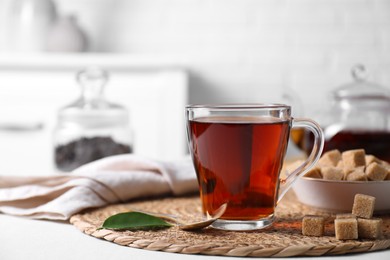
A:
0,154,198,220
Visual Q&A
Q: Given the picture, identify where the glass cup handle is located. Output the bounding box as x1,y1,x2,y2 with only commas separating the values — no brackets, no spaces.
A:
277,118,324,203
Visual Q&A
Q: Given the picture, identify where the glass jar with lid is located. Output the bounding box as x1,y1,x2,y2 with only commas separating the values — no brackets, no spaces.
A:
300,64,390,162
53,67,133,172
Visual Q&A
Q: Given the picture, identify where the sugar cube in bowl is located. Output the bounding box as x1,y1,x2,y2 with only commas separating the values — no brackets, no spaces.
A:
289,149,390,213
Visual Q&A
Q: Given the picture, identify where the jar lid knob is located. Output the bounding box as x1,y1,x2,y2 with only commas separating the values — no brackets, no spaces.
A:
77,66,108,88
76,66,108,103
351,64,368,82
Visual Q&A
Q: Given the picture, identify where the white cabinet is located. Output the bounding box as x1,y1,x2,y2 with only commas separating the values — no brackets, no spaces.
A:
0,54,188,175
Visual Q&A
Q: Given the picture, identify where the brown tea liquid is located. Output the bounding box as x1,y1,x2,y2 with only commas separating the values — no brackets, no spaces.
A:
189,117,290,220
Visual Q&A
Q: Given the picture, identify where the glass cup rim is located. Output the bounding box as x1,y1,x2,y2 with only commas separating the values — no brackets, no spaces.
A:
186,103,290,110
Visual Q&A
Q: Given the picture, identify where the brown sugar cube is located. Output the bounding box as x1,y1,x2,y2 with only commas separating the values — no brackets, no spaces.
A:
346,168,367,181
334,218,358,240
352,194,375,219
365,155,381,165
336,213,356,219
386,170,390,181
336,160,344,169
304,167,322,179
366,162,388,181
379,159,390,166
302,215,325,236
357,218,383,239
379,160,390,169
318,149,341,167
321,167,343,181
342,166,362,180
342,168,352,179
342,149,366,171
381,162,390,180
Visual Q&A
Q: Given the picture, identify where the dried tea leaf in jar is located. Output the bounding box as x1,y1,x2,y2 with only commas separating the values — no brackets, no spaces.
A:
53,67,133,172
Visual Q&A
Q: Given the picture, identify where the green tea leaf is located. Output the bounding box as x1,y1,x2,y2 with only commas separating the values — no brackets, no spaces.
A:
101,211,173,230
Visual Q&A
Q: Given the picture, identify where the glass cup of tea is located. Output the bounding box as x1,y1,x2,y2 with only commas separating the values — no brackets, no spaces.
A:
186,104,324,231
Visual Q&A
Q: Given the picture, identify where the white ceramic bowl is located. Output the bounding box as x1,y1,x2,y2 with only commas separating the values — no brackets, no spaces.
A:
292,177,390,213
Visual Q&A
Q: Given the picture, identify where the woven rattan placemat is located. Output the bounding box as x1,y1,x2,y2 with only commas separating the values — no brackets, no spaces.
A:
70,192,390,257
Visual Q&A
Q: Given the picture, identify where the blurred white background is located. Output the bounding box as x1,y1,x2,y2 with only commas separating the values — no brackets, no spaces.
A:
2,0,390,116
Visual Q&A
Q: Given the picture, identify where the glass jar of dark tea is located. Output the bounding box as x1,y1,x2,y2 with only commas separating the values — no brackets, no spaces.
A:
296,64,390,162
53,67,133,172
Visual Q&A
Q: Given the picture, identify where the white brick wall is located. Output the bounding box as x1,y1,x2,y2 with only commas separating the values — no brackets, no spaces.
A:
4,0,390,117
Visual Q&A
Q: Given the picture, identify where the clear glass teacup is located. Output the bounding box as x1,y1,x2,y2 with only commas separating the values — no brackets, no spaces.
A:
186,104,324,231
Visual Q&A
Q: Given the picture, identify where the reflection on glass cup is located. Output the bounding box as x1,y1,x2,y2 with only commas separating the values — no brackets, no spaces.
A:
186,104,324,231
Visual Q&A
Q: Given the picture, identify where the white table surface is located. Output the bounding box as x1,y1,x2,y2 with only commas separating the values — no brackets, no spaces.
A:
1,213,389,260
